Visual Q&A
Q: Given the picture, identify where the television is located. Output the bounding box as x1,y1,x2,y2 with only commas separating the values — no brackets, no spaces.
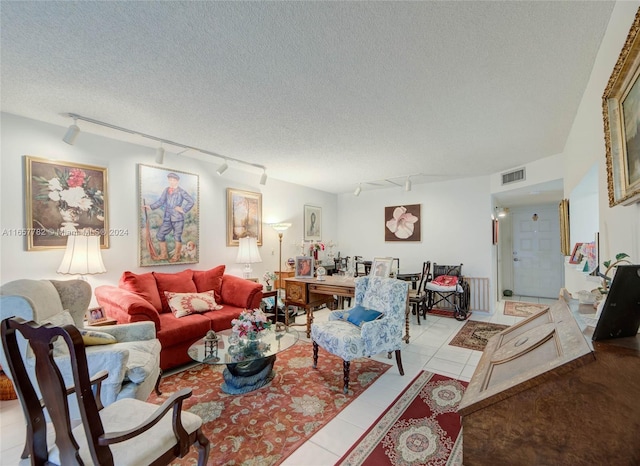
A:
592,265,640,341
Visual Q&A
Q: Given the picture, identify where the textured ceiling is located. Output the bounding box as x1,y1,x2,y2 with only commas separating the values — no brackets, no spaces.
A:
1,1,615,195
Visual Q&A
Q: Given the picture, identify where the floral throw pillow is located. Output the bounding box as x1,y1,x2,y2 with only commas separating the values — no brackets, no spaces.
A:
164,291,222,318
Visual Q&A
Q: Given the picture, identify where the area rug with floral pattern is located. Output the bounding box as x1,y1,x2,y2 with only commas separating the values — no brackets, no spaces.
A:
503,301,549,317
448,320,509,351
147,341,391,465
337,371,468,465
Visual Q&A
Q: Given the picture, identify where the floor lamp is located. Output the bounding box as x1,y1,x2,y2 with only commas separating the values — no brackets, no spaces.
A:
271,223,291,325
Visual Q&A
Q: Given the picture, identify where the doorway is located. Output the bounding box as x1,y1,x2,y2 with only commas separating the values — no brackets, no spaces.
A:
500,204,564,299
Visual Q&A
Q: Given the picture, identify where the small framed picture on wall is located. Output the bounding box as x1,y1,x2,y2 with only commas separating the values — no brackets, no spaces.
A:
304,205,322,241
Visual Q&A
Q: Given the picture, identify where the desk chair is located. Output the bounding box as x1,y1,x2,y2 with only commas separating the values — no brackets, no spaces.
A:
409,261,431,324
311,277,408,393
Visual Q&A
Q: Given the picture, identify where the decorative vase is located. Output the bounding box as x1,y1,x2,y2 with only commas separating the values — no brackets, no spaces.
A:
313,249,318,260
266,285,272,291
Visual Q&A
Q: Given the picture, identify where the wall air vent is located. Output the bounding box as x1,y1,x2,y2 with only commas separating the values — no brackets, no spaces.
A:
501,168,526,185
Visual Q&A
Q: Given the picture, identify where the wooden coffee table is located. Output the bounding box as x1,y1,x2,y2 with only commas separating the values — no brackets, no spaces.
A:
188,327,299,394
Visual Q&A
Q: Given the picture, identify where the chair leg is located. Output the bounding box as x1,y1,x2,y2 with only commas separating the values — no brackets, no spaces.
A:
154,368,163,396
194,427,210,466
343,360,350,394
394,350,404,376
312,341,319,368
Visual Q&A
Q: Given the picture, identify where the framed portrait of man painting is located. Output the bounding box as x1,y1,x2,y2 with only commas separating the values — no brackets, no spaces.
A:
24,156,108,250
604,8,640,206
385,204,421,242
139,164,199,266
227,188,262,246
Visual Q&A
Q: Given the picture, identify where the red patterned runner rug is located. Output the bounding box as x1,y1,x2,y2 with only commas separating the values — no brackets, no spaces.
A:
147,341,390,465
337,371,468,466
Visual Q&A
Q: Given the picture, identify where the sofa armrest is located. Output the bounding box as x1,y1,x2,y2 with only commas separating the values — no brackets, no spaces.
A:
95,286,161,330
220,275,263,309
85,322,156,342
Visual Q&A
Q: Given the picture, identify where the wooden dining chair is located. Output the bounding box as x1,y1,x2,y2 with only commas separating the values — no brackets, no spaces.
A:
409,261,431,324
1,317,210,466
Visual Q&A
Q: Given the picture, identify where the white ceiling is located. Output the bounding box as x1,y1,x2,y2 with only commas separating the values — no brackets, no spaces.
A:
0,1,615,199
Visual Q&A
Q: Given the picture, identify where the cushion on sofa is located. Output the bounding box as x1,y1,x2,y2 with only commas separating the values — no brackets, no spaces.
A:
153,270,197,313
119,271,163,312
164,290,222,318
192,265,225,302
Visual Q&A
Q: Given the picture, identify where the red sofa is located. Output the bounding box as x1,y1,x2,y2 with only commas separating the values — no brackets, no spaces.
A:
95,266,263,370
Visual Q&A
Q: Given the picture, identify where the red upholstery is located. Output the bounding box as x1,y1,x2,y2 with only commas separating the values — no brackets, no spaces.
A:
192,265,225,302
119,271,162,312
153,269,197,313
95,267,263,370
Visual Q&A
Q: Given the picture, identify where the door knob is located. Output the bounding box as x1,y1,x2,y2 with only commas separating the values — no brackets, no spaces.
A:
513,258,520,262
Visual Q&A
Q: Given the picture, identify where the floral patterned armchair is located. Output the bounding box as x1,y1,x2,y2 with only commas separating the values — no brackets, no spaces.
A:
311,276,408,393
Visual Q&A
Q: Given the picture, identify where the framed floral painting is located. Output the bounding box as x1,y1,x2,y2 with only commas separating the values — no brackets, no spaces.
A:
139,164,199,266
227,188,262,246
24,156,108,250
384,204,421,242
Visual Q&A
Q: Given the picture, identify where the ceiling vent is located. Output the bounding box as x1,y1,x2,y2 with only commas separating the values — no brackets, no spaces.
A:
501,168,526,185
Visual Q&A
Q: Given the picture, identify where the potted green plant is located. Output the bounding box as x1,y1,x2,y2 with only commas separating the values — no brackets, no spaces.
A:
598,253,631,294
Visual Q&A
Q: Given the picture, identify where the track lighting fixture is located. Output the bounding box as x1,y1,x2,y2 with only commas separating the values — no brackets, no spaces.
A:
62,117,80,145
155,145,165,164
217,160,228,176
63,113,267,184
354,184,362,196
404,176,412,192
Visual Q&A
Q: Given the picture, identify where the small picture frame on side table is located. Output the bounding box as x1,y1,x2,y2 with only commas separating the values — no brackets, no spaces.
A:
86,307,115,326
295,256,314,278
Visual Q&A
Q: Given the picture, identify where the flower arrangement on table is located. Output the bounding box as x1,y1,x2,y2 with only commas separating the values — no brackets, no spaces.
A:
263,271,277,287
231,308,272,338
33,167,104,234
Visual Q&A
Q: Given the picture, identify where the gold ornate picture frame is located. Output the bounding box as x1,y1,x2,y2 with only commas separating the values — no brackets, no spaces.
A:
226,188,262,246
24,156,108,250
603,8,640,207
139,164,199,266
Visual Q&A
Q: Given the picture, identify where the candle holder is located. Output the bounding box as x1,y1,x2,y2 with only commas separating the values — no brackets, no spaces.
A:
204,330,219,362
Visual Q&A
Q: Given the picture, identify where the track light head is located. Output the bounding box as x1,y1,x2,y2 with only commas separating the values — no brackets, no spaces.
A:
354,184,362,196
63,118,80,145
217,161,228,176
259,170,267,185
155,146,165,164
404,177,412,192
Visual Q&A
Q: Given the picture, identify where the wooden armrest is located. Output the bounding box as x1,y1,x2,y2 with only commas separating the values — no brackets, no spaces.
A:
98,387,193,446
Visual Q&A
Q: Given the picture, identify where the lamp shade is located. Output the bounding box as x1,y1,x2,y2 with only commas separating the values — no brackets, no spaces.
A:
271,223,291,233
57,235,106,275
236,237,262,264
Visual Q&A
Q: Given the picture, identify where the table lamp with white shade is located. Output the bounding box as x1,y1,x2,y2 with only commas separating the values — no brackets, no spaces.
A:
57,235,106,277
236,236,262,279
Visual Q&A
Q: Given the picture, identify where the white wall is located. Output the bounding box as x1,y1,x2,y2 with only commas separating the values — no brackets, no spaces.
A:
337,175,495,300
0,113,337,299
563,1,640,293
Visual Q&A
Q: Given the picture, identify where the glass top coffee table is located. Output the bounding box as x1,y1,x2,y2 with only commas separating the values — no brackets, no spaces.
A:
188,327,299,394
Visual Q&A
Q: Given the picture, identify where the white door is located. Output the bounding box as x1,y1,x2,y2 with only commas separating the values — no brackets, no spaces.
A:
512,205,564,298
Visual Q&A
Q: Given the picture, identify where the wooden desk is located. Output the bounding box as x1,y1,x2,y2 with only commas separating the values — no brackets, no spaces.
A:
284,276,411,343
458,290,640,464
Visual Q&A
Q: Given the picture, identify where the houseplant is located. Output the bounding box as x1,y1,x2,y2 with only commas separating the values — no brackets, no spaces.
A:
263,271,277,291
599,252,631,294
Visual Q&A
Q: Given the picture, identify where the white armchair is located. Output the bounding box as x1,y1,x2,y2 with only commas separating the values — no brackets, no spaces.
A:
311,276,408,393
0,279,161,414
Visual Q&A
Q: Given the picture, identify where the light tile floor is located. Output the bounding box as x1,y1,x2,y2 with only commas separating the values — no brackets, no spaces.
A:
0,296,556,465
